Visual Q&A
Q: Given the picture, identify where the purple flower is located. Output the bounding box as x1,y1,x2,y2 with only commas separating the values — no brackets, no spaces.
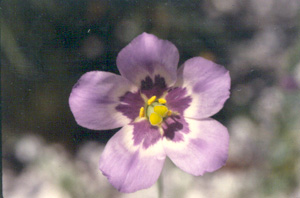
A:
69,33,231,193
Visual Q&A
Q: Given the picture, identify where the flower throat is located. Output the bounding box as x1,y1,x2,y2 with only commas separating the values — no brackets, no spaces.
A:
139,96,172,126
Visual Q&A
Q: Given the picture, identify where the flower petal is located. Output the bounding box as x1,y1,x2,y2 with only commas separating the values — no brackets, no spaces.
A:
176,57,230,119
163,118,229,176
117,33,179,87
99,124,166,193
165,87,192,115
69,71,137,130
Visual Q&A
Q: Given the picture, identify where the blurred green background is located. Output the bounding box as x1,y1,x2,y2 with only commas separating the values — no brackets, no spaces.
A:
2,0,300,198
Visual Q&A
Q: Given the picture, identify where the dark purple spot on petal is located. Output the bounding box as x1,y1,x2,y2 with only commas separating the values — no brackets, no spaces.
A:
162,115,189,142
165,87,192,114
141,75,167,98
141,76,154,90
131,120,161,149
115,91,144,121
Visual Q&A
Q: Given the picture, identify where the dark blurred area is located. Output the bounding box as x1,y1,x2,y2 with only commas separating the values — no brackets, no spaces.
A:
2,0,300,198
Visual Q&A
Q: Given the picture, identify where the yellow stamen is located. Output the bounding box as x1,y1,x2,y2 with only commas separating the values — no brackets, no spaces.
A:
147,96,157,105
154,105,168,118
167,110,172,116
139,107,145,118
149,113,162,126
158,98,167,104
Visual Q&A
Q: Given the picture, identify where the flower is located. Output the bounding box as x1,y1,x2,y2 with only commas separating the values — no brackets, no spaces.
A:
69,33,231,193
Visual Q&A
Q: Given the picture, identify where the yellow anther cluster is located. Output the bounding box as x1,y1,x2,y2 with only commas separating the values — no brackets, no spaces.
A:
147,96,157,105
141,95,173,126
167,110,172,116
158,98,166,104
139,107,145,118
153,105,168,117
149,113,162,126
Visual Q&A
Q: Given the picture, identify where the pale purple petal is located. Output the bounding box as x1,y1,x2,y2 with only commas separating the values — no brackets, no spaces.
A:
163,118,229,176
176,57,230,119
69,71,137,130
117,33,179,87
99,124,166,193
